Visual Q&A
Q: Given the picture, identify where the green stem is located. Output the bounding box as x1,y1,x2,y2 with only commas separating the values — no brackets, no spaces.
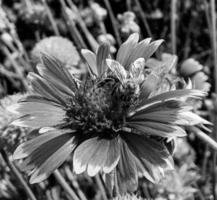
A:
53,169,80,200
0,149,37,200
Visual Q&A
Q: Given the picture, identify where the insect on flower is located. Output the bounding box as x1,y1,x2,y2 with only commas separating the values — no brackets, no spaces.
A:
8,33,210,194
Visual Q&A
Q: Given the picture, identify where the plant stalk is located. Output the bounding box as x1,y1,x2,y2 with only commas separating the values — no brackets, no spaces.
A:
53,169,80,200
0,149,37,200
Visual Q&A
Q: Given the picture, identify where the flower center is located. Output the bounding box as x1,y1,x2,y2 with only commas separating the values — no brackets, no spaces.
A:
64,77,139,139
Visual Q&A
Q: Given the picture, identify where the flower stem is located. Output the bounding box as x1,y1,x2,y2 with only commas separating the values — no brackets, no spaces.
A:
190,127,217,151
134,0,152,38
65,0,99,52
0,149,37,200
42,0,60,36
95,174,108,200
59,0,87,50
1,46,28,90
171,0,177,54
53,169,80,200
102,0,121,46
64,166,88,200
211,0,217,198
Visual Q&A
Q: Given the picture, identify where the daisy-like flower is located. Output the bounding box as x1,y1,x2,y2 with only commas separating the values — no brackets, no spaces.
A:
8,33,210,194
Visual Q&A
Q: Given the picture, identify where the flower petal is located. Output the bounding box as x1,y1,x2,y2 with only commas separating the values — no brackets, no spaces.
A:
126,122,186,137
28,72,67,105
122,132,170,165
129,39,163,65
18,94,58,106
13,129,73,159
8,102,64,115
176,111,211,125
40,54,77,92
30,136,74,183
116,33,139,68
8,102,65,128
96,43,110,76
73,137,107,175
103,137,120,173
17,132,75,182
116,140,138,193
81,49,98,77
106,59,127,82
129,58,145,79
37,64,75,96
74,137,120,176
135,89,206,112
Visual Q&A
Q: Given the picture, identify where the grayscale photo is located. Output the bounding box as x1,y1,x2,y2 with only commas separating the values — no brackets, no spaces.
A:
0,0,215,199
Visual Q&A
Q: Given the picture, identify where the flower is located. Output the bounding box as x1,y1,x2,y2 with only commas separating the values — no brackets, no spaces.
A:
118,12,140,37
31,36,81,74
9,33,210,194
179,58,211,93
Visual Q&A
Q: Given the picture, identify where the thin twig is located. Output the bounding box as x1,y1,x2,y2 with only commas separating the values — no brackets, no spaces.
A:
171,0,177,54
102,0,122,46
53,169,80,200
134,0,153,38
0,149,37,200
